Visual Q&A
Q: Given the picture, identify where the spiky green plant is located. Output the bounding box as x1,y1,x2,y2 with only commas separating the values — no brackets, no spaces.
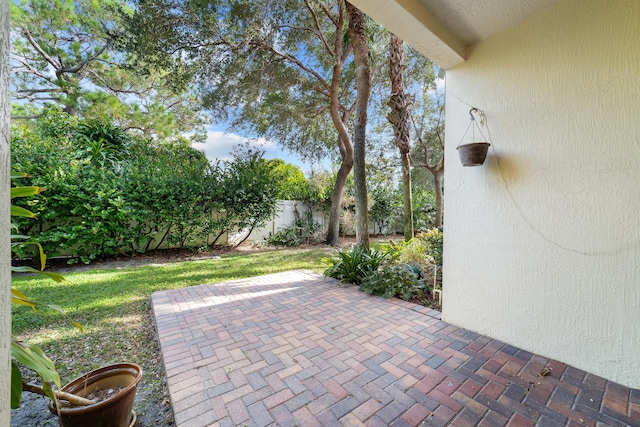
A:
322,246,388,285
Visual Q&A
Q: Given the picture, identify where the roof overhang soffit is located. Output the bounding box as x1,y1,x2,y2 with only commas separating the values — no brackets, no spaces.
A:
347,0,466,69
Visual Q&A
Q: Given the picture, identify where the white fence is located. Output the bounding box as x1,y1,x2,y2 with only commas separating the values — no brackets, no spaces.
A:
228,199,401,245
228,200,327,244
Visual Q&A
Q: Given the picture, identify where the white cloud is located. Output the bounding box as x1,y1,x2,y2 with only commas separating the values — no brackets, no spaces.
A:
192,130,331,174
192,131,277,163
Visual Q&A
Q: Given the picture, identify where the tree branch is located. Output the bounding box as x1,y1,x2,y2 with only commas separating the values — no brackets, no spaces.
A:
316,0,338,27
14,88,63,94
13,94,63,103
435,103,445,150
58,44,109,76
10,55,56,83
21,27,60,69
340,42,352,66
310,85,330,98
303,0,335,58
250,40,331,93
85,70,143,96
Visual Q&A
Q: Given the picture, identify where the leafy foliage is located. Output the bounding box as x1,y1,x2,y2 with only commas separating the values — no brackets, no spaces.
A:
411,185,437,231
416,227,443,266
127,0,392,246
323,246,387,285
410,84,445,227
76,120,131,166
214,144,281,245
9,172,65,282
324,230,442,304
128,0,353,161
11,340,59,409
305,170,336,208
265,209,322,247
392,238,433,272
369,187,400,235
11,109,280,263
359,264,426,300
10,0,206,138
269,159,315,201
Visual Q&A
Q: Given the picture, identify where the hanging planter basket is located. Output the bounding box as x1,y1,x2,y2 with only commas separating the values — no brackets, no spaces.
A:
457,108,491,167
457,142,490,167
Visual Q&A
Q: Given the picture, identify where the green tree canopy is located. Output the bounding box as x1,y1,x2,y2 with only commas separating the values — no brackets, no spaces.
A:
268,159,312,201
10,0,206,139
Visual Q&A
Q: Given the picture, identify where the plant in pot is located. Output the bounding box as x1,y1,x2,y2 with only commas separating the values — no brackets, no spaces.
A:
11,173,143,427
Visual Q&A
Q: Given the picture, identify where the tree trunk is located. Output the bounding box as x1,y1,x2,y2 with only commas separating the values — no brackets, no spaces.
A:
434,168,444,228
400,152,413,238
325,151,353,246
387,33,414,241
0,0,11,421
324,3,354,247
324,111,354,247
346,2,370,250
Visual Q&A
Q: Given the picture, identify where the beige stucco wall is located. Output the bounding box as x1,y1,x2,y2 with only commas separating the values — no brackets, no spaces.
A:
443,0,640,388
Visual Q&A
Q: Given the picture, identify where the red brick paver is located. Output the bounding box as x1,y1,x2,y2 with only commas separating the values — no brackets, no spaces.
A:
152,270,639,426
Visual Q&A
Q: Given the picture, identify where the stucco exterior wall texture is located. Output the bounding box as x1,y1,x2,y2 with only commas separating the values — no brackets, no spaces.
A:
443,0,640,388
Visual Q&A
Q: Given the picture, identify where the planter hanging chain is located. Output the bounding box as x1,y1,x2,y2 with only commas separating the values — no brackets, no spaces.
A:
457,107,491,166
459,107,488,145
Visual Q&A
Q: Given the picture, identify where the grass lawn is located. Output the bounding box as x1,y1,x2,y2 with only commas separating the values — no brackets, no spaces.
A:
11,248,329,425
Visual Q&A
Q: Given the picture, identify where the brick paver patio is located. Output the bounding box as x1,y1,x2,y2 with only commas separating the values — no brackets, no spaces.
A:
151,270,639,426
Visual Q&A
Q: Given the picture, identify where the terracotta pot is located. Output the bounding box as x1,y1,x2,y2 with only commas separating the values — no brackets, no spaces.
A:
51,363,142,427
457,142,490,166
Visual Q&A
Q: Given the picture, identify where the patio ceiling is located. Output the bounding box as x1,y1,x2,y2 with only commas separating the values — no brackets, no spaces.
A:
348,0,561,69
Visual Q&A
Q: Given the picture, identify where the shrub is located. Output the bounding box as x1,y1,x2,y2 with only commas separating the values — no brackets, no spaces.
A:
359,264,426,301
412,187,437,231
265,209,322,247
339,209,356,237
323,246,387,285
417,227,443,265
265,227,300,247
394,238,433,273
369,188,400,235
11,110,281,262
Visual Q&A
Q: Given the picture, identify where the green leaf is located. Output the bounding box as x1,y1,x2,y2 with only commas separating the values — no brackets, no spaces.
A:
11,266,65,282
11,340,61,391
10,171,29,179
11,361,23,409
11,186,44,199
11,287,82,331
10,205,36,218
10,234,30,241
11,287,31,301
12,240,48,270
11,287,40,312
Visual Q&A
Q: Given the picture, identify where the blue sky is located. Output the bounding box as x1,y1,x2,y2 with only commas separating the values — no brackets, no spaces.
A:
192,125,331,174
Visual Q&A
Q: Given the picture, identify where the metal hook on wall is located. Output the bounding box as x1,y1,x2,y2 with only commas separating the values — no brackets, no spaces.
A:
469,107,486,127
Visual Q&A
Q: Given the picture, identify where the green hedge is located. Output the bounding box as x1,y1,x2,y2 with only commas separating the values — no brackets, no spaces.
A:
11,108,279,263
